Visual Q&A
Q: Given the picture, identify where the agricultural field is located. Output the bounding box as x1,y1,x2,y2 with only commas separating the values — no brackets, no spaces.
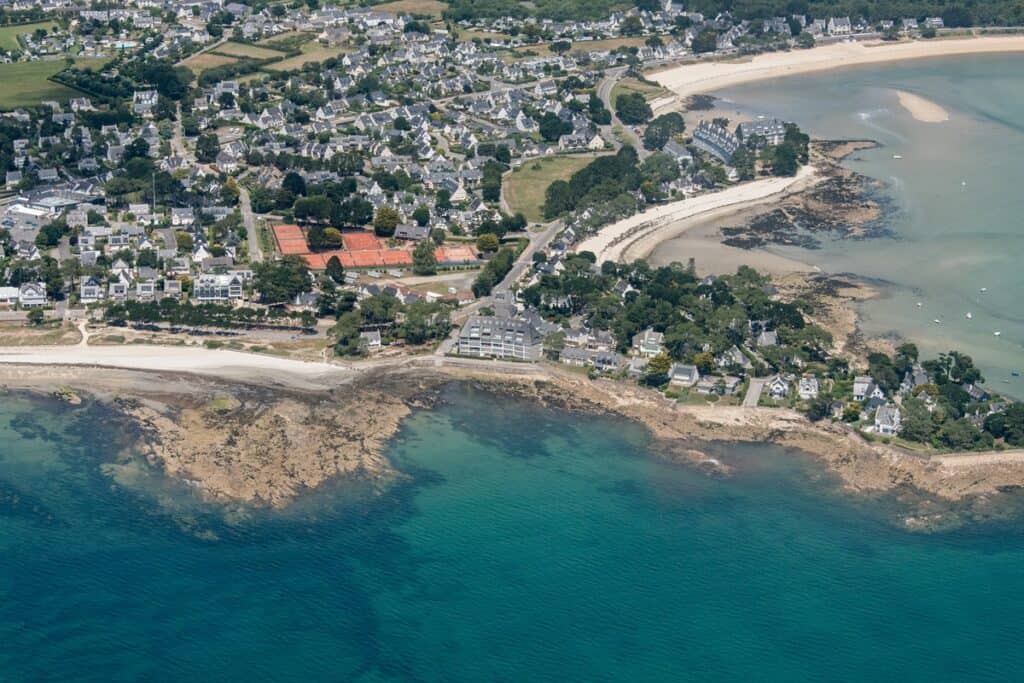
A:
0,58,107,110
0,21,58,51
375,0,447,18
214,41,288,60
504,155,602,224
181,51,239,75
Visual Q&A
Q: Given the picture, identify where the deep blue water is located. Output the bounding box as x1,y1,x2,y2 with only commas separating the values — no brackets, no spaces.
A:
3,386,1024,681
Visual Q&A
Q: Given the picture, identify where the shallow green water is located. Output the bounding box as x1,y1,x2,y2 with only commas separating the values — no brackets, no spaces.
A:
3,386,1024,681
658,54,1024,393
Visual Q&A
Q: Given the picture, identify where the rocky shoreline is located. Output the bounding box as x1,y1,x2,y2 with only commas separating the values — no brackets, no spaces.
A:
719,140,891,250
3,362,1024,531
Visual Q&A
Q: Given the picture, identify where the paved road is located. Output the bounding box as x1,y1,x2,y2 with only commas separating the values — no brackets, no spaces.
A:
596,66,650,160
237,183,262,263
170,103,191,160
742,377,767,408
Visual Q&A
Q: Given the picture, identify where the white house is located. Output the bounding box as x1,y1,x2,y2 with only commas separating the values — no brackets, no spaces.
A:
798,376,820,400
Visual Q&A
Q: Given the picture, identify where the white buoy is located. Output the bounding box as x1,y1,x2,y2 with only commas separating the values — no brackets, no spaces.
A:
966,312,973,320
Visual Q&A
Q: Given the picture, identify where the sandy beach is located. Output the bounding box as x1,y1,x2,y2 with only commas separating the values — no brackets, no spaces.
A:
575,164,817,264
650,36,1024,98
0,343,351,390
893,89,950,122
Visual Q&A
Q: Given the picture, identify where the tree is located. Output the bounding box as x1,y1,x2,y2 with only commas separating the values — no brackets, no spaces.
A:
620,15,643,36
806,396,831,422
26,308,45,326
195,133,219,163
692,29,718,54
282,171,307,197
436,189,452,210
550,40,571,54
412,205,430,227
254,255,310,304
935,419,993,451
325,255,345,283
588,94,611,125
643,112,685,150
412,240,437,275
539,112,572,142
985,404,1024,445
900,397,936,443
476,233,500,253
615,92,652,125
645,352,672,386
373,207,400,237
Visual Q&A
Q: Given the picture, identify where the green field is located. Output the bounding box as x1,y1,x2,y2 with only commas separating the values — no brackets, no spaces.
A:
0,21,58,52
504,155,602,224
0,58,107,110
611,78,669,106
214,41,287,60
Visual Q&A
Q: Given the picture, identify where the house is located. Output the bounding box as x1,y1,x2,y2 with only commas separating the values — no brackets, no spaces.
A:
455,315,544,361
695,375,742,395
766,374,790,399
559,347,591,367
965,384,989,402
133,90,159,117
828,16,852,35
632,328,665,357
359,330,382,352
798,376,820,400
692,120,740,163
80,276,104,303
18,282,48,307
194,274,244,302
737,118,787,146
0,286,19,305
852,375,873,401
668,363,700,388
755,329,778,347
874,404,902,435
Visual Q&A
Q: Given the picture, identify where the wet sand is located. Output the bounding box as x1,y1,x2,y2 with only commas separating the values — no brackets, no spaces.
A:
651,36,1024,98
894,89,950,122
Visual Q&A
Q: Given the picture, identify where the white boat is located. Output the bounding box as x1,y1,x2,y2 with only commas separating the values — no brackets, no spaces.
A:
933,319,942,324
980,287,988,293
966,312,973,320
994,331,1002,336
892,154,903,159
916,302,923,308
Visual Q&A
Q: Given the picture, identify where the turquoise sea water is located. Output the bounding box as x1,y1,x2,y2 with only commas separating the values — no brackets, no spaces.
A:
661,55,1024,393
4,386,1024,681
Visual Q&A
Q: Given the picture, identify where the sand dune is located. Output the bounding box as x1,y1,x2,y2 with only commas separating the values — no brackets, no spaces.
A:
651,36,1024,98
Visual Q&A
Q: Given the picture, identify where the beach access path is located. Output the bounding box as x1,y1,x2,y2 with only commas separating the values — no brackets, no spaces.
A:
649,36,1024,99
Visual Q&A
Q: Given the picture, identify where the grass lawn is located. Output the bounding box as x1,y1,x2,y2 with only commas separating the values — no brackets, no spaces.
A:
0,58,107,110
181,51,238,75
256,30,309,46
265,41,351,71
0,21,58,51
458,29,513,43
513,36,648,58
504,155,600,224
375,0,447,18
611,77,669,106
214,41,287,60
